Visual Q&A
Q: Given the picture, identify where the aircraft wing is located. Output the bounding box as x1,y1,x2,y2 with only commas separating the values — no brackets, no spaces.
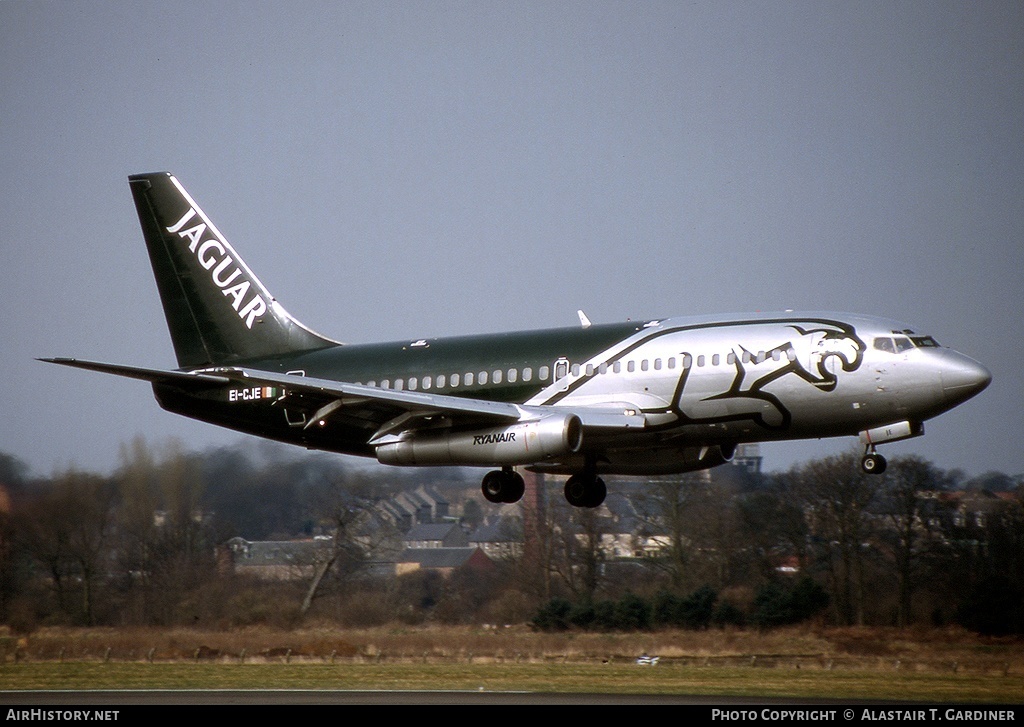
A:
218,367,646,437
40,360,644,444
221,367,524,437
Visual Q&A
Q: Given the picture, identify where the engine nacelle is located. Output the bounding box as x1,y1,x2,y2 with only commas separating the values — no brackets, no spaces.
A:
376,414,583,467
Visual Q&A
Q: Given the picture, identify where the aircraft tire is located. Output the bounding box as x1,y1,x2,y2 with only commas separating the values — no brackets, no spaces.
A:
564,474,606,508
503,471,526,503
481,470,506,503
564,474,589,507
584,477,607,508
861,454,887,475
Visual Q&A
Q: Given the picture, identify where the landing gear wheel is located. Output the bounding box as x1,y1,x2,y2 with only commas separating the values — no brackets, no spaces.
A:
564,474,607,508
481,470,506,503
481,469,526,503
503,471,525,503
585,477,607,508
861,453,887,474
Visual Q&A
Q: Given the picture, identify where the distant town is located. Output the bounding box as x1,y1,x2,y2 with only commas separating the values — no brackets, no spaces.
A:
1,441,1021,635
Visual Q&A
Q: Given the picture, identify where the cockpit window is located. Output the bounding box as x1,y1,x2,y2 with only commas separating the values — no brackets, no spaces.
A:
894,336,914,353
874,335,941,353
873,337,896,353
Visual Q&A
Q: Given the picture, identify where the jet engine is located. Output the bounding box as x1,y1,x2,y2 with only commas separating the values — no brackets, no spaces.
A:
375,413,583,467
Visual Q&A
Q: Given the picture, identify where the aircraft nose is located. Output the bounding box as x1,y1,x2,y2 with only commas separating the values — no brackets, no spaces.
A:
941,355,992,405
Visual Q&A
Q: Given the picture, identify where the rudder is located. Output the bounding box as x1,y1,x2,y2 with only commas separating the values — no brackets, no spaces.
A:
128,172,336,368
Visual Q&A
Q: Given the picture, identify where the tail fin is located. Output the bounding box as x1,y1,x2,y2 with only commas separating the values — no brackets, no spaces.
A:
129,172,337,368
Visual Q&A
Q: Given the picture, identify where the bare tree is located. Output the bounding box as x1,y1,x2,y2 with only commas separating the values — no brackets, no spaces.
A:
298,474,388,618
544,495,608,601
20,469,114,624
633,472,712,593
114,438,215,624
788,452,882,626
877,455,943,626
738,484,809,579
115,437,160,622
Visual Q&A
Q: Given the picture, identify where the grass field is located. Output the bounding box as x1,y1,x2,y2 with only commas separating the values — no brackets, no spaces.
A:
1,625,1021,702
2,662,1023,702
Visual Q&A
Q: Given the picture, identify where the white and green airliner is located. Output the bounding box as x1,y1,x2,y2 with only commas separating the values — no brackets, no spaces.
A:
43,173,991,507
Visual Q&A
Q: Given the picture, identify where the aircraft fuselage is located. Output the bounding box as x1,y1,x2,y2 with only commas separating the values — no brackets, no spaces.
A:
152,311,988,477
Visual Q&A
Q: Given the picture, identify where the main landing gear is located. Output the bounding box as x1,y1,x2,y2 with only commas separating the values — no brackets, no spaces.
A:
481,467,525,504
479,465,608,508
861,445,887,475
564,472,607,508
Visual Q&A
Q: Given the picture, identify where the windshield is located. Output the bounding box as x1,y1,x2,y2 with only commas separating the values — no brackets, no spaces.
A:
873,335,941,353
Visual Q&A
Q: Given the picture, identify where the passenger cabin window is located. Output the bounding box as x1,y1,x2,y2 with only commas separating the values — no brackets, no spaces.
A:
508,368,518,383
539,365,550,380
523,367,533,382
712,354,720,366
493,369,502,384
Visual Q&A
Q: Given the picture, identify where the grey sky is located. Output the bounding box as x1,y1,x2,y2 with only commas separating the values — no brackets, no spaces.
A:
2,1,1021,478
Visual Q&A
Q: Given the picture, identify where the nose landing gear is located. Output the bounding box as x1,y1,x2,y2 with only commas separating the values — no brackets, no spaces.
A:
861,445,887,475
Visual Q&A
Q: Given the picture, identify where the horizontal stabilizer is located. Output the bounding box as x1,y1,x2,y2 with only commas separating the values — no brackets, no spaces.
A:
38,358,230,386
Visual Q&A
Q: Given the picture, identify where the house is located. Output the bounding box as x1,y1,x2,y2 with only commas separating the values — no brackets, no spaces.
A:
402,522,468,549
469,516,523,560
395,546,494,576
222,536,330,580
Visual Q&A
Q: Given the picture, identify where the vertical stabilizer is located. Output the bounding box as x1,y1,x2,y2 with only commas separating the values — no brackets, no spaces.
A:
128,172,336,368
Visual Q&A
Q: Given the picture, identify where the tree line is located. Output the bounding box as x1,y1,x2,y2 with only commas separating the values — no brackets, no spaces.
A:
0,441,1020,634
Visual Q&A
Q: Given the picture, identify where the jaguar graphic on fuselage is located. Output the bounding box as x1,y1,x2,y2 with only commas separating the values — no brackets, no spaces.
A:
42,173,991,508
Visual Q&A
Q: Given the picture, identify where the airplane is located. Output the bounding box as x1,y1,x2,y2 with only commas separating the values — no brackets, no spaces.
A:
42,172,992,508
